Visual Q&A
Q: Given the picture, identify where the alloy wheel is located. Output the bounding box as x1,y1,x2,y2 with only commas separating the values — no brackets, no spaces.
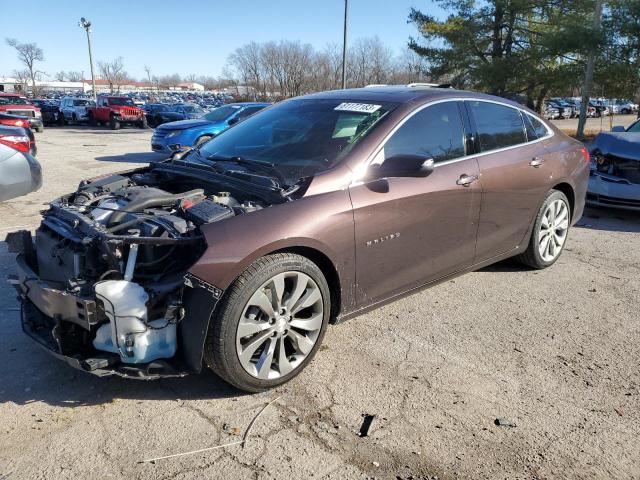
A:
538,199,569,262
236,271,324,380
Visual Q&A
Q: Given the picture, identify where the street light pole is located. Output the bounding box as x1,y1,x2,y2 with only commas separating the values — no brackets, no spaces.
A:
341,0,348,89
79,17,97,103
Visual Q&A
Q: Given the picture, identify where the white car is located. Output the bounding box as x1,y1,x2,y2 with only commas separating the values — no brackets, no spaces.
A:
59,97,95,125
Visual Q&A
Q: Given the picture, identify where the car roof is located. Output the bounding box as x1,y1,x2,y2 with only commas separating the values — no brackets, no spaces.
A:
295,85,505,104
228,102,271,107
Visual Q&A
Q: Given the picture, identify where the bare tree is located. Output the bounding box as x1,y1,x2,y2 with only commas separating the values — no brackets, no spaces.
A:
66,71,84,82
5,38,44,95
98,57,128,93
144,65,152,87
54,71,66,81
12,69,30,93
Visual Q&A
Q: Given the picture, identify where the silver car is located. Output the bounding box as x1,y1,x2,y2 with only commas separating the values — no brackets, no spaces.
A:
587,120,640,210
0,142,42,202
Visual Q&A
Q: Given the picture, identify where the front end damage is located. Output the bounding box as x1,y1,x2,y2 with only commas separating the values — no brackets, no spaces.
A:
588,132,640,211
7,163,277,379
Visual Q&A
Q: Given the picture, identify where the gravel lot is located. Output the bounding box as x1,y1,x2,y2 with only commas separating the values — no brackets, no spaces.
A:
1,127,639,480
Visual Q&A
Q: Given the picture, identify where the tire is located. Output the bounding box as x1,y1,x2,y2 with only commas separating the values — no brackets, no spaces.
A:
195,135,212,147
89,114,97,127
35,125,44,133
72,113,77,125
58,113,65,126
138,117,148,129
516,190,571,269
204,253,331,392
109,117,120,130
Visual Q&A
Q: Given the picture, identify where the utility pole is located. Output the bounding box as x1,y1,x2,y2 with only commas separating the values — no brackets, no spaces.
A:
79,17,97,103
341,0,348,89
577,0,603,139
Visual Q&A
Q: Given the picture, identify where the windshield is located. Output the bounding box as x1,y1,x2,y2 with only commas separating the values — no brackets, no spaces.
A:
0,96,30,105
181,105,204,115
73,99,91,106
203,105,242,122
108,98,134,106
627,121,640,133
198,99,397,186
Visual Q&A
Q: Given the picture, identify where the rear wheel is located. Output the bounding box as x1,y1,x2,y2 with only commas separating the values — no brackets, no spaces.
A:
516,190,571,269
204,253,330,392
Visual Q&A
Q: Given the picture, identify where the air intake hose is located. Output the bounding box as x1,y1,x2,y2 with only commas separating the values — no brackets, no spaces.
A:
107,189,204,227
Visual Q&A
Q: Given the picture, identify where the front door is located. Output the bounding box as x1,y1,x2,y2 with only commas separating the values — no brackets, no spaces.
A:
349,101,481,308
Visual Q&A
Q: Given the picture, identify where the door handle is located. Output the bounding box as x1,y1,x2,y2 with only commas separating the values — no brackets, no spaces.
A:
456,174,478,186
530,157,544,167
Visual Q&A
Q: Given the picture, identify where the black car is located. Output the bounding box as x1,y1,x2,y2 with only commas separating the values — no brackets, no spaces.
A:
31,99,61,126
143,104,184,128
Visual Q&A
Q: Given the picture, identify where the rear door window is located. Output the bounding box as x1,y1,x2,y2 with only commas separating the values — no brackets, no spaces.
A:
467,101,527,152
527,114,549,139
382,101,466,164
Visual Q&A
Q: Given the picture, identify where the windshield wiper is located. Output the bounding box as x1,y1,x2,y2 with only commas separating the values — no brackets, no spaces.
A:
206,155,287,187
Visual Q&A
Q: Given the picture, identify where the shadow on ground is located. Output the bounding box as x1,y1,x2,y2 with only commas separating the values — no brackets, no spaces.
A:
576,206,640,233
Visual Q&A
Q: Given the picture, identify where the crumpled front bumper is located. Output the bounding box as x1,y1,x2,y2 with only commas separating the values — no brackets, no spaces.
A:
8,237,222,380
587,172,640,211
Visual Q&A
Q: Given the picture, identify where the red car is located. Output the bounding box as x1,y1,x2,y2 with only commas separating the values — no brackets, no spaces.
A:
87,95,147,130
0,93,44,132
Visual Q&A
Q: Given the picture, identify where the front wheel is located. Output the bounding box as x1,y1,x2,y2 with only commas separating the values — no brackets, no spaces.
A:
138,117,148,129
35,125,44,133
204,253,330,392
516,190,571,269
109,117,120,130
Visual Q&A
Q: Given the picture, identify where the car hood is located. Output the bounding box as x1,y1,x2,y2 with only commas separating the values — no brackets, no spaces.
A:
591,132,640,161
158,119,214,130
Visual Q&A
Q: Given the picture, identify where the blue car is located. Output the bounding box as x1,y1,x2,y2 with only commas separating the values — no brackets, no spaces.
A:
151,102,270,153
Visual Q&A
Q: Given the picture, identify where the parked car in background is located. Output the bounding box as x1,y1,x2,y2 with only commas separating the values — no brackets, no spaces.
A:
616,100,639,114
0,124,36,157
143,104,184,127
151,102,269,152
8,86,588,392
30,99,61,126
59,97,95,125
0,93,44,132
0,140,41,201
548,100,575,119
587,119,640,210
170,103,206,120
88,95,147,130
591,102,609,117
0,112,32,129
544,104,560,120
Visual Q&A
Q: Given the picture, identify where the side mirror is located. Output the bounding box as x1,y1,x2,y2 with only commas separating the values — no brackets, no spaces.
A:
228,117,239,126
367,155,435,180
611,125,626,132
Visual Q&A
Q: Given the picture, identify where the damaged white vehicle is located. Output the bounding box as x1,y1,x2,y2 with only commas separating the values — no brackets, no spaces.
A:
588,120,640,211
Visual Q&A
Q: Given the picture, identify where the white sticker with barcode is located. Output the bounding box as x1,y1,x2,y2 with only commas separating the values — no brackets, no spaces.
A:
334,102,381,113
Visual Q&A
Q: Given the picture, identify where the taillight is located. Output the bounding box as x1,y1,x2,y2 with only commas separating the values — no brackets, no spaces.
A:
0,135,30,153
580,146,590,163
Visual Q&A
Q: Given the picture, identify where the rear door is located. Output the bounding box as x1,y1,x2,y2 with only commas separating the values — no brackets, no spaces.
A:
350,101,481,307
465,100,553,263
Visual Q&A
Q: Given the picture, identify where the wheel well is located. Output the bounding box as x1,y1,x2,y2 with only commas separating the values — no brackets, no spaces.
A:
273,246,341,323
552,182,575,217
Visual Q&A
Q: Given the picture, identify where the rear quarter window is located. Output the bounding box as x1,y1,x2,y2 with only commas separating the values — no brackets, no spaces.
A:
467,101,527,152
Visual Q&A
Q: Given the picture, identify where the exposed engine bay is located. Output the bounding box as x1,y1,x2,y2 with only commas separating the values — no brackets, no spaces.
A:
593,154,640,184
8,163,285,377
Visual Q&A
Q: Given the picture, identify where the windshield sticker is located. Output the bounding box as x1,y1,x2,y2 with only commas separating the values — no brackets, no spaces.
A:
334,102,381,114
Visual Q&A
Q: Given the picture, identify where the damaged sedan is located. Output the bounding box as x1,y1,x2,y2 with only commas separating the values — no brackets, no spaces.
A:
8,86,589,392
587,120,640,211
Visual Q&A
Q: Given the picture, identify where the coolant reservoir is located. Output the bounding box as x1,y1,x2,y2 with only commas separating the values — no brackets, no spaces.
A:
93,280,177,364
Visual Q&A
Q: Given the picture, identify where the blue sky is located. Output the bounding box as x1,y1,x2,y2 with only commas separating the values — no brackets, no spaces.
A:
0,0,444,80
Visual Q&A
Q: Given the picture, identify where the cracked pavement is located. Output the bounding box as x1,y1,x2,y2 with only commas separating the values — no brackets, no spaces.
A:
0,127,639,479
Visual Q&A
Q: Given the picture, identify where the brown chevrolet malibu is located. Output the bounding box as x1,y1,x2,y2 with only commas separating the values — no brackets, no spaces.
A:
8,85,590,392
